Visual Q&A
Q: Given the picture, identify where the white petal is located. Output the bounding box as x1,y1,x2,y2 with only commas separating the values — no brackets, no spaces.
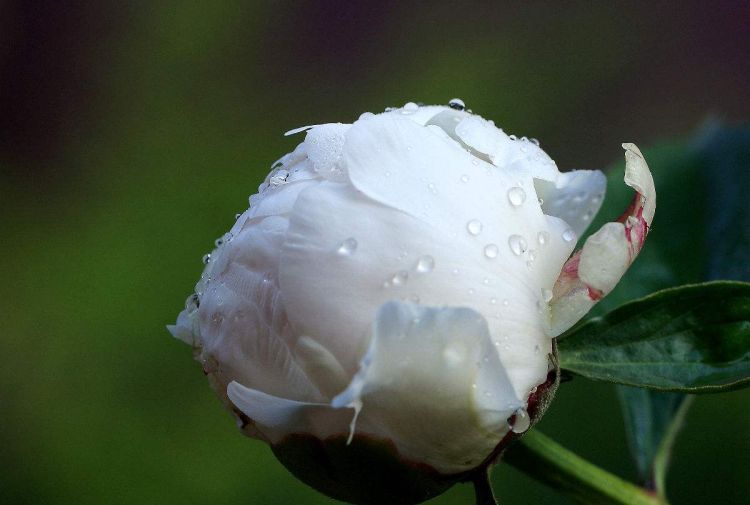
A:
304,123,350,181
332,302,522,474
578,222,630,293
622,143,656,225
167,309,198,346
292,336,350,398
389,104,449,125
197,277,322,403
195,215,324,404
343,113,566,266
283,113,578,398
227,381,351,443
535,169,607,238
280,180,562,399
550,144,655,335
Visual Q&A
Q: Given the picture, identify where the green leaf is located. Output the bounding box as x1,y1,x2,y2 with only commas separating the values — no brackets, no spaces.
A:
698,123,750,282
558,281,750,393
616,388,691,495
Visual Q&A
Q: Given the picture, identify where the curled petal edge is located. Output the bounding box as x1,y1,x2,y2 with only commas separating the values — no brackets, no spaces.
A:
549,143,655,336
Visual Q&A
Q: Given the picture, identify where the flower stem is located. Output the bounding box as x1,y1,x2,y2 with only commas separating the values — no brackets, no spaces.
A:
503,431,668,505
473,468,498,505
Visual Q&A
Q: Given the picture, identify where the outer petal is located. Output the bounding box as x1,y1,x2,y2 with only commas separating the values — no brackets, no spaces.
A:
332,302,523,474
534,169,607,238
227,382,352,443
549,143,656,335
279,180,566,401
278,113,584,402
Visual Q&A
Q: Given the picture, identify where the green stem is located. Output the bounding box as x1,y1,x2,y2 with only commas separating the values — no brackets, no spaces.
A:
503,431,668,505
651,396,693,497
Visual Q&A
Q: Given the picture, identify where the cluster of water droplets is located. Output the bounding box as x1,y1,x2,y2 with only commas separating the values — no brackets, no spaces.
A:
184,228,237,316
334,234,439,299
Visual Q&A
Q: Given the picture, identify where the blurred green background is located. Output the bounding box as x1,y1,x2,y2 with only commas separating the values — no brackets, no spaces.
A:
2,1,749,504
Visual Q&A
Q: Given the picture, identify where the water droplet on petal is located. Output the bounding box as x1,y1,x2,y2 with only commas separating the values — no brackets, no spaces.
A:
451,268,460,276
185,293,200,312
484,243,499,259
401,102,419,114
416,255,435,273
448,98,466,110
511,408,531,433
530,138,540,146
508,134,517,141
502,299,510,307
270,169,289,187
460,174,470,183
534,344,541,354
358,112,375,120
490,297,498,305
202,253,211,265
391,271,409,286
562,228,576,242
508,235,528,255
467,219,483,236
337,238,358,255
507,187,526,207
538,231,550,246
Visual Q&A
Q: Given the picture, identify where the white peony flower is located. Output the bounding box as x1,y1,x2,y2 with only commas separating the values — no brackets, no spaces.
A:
168,100,655,504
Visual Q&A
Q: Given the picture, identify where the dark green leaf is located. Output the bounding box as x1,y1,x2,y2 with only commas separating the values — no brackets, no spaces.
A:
579,124,750,492
698,123,750,282
616,388,691,493
558,281,750,393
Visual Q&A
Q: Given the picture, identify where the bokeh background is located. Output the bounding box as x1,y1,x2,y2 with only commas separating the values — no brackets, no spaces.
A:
2,1,749,504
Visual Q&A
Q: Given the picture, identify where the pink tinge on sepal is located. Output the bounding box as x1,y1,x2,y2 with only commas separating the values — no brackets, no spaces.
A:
549,143,655,336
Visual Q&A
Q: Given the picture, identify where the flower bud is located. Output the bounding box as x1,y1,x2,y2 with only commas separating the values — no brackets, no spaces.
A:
169,101,655,504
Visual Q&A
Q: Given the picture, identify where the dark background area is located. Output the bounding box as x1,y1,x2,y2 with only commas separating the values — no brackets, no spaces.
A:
2,2,749,504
